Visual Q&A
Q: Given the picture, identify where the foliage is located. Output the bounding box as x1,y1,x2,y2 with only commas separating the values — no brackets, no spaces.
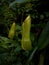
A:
0,0,49,65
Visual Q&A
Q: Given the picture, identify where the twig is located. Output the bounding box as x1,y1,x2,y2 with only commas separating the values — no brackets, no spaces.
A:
26,47,38,65
28,47,38,62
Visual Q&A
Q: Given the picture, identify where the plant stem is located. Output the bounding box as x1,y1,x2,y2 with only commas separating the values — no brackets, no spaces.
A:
38,53,44,65
26,47,38,65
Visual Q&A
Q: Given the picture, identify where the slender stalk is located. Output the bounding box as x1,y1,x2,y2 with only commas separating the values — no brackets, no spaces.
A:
26,47,38,65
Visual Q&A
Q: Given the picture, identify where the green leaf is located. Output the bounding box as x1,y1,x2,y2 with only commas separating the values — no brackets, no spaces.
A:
9,0,30,7
14,46,21,52
30,32,34,42
0,36,10,48
16,25,21,31
0,36,10,44
38,21,49,50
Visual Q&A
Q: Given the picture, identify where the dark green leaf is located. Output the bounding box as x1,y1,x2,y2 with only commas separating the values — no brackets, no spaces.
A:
38,21,49,50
